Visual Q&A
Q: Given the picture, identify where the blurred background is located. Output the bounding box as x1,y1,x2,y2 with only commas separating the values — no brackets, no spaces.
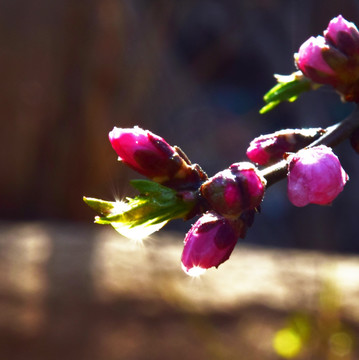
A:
2,0,359,359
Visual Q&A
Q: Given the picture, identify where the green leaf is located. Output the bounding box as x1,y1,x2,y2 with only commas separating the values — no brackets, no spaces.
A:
83,197,116,216
260,71,318,114
84,180,196,240
259,100,281,114
130,179,175,199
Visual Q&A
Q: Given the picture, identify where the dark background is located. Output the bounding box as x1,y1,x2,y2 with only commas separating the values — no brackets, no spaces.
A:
2,0,359,252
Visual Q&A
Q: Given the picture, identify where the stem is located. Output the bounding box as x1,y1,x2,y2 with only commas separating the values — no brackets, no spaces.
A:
261,105,359,188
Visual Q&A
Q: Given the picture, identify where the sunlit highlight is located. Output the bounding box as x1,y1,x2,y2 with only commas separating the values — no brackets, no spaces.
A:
111,220,168,244
99,196,171,243
181,263,206,277
112,199,131,213
111,197,168,242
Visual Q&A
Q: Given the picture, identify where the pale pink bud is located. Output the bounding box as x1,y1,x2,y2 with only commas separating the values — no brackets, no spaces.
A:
295,36,338,85
287,145,348,207
181,212,238,276
324,15,359,56
200,162,266,217
109,126,205,189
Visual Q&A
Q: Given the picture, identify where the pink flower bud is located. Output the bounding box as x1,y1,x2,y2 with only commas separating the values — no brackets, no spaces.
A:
324,15,359,56
295,36,339,85
246,128,324,165
287,145,348,207
181,212,239,276
109,126,206,189
295,15,359,102
200,162,266,217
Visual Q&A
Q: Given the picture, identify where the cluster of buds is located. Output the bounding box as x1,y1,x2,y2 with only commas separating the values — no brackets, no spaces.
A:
108,126,267,275
85,124,350,276
85,14,358,277
295,15,359,102
246,128,349,207
182,162,265,275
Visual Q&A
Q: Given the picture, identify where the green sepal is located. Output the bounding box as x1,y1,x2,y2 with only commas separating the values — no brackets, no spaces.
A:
84,180,196,239
260,71,317,114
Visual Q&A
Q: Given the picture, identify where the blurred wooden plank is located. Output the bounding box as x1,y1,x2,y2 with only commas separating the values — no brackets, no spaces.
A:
0,221,358,360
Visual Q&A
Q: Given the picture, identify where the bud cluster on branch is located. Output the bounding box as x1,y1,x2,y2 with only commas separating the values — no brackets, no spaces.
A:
84,15,359,276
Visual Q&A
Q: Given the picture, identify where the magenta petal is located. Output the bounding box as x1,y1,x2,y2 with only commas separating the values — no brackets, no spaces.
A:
246,141,272,165
326,15,355,36
181,212,238,276
324,15,359,55
296,36,336,79
246,129,323,166
109,126,151,164
108,126,179,179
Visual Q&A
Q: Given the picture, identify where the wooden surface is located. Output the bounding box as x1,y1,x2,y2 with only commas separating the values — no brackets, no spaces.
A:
0,221,358,359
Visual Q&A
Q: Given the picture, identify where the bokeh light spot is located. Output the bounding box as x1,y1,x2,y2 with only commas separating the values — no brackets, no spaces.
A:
273,328,302,359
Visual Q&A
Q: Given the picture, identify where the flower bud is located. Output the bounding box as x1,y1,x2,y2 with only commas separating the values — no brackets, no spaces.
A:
295,36,340,86
295,15,359,102
287,145,348,207
246,128,324,165
200,162,266,217
109,126,206,190
181,212,239,276
324,15,359,56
